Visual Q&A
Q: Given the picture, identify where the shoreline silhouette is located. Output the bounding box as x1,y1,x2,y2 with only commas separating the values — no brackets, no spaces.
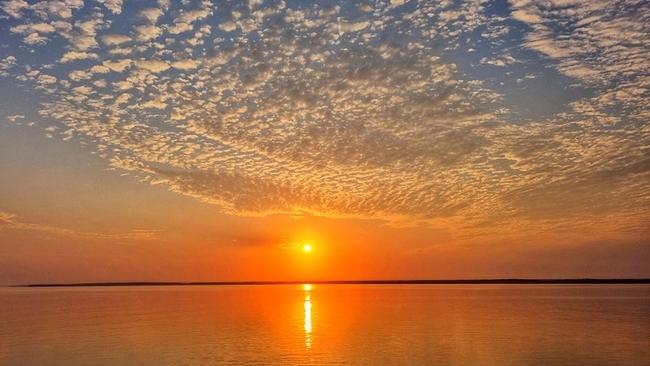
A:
12,278,650,287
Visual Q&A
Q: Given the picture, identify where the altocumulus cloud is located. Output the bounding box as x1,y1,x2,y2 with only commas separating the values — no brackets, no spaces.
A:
0,0,648,239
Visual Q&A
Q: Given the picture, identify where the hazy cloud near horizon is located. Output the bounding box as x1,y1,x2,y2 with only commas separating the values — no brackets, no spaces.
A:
0,0,648,241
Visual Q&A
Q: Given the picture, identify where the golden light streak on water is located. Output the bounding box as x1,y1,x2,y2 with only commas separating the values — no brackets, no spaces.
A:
304,284,312,350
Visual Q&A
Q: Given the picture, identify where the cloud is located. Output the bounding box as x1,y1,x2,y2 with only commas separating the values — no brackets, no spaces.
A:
134,24,161,41
135,59,170,73
168,0,213,34
60,50,98,62
36,74,57,84
6,114,25,123
176,5,212,23
509,0,650,84
89,65,110,74
1,0,29,18
11,22,56,33
171,59,199,70
480,54,517,66
0,0,647,244
0,56,17,77
101,34,131,46
69,69,91,81
168,22,194,34
102,59,132,72
98,0,123,15
0,211,159,241
2,0,84,24
141,97,167,110
23,33,48,45
139,7,164,23
218,21,237,32
10,22,57,44
511,8,543,24
0,211,17,225
338,20,369,33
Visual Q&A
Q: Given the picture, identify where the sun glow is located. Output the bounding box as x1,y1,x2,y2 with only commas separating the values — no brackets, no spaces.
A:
303,244,313,253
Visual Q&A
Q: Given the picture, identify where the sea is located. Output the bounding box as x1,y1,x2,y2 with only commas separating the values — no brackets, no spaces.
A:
1,284,648,365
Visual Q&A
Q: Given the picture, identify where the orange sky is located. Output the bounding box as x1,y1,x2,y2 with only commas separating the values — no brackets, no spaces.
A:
0,128,647,285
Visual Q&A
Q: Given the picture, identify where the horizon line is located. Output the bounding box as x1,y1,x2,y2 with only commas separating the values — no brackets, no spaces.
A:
10,278,650,287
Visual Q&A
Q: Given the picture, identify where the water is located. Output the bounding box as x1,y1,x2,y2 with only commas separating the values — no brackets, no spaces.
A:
1,285,648,365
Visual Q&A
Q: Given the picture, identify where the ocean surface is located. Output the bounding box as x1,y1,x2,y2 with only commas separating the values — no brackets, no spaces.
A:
1,284,648,365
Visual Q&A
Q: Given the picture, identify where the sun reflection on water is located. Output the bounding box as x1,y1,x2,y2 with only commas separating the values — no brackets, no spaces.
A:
303,284,312,350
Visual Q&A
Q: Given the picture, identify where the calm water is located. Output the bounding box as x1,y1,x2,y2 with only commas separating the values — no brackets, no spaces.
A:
0,285,648,365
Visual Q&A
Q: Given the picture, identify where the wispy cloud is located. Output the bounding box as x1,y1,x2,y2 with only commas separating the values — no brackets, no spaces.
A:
0,211,159,241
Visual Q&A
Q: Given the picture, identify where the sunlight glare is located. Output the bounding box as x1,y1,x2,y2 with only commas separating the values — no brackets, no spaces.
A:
304,284,312,349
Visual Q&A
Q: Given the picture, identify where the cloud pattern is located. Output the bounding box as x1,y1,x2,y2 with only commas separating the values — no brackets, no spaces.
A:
0,210,158,241
0,0,648,238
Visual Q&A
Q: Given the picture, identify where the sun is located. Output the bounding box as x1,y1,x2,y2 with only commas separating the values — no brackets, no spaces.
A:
302,243,313,253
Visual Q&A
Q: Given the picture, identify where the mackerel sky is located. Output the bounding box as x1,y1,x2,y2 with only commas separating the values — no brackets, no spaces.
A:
0,0,648,283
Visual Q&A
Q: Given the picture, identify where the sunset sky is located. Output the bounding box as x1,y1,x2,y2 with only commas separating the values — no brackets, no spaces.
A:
0,0,648,285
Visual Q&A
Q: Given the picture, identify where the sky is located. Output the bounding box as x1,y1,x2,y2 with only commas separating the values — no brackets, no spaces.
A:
0,0,648,285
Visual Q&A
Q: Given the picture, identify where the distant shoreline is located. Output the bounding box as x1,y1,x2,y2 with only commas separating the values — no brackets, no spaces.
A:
11,279,650,287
